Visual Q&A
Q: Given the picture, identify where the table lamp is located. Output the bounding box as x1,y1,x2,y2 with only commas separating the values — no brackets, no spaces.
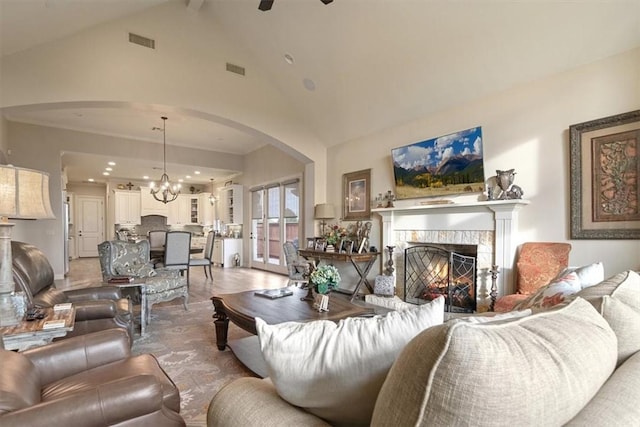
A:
314,203,335,236
0,165,55,326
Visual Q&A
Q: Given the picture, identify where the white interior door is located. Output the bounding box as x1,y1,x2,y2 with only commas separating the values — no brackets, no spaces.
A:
76,196,105,257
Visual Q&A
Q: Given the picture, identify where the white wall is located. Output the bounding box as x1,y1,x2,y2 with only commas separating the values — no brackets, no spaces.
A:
327,48,640,278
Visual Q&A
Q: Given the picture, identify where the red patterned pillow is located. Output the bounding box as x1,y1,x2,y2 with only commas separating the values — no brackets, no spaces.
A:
516,243,571,295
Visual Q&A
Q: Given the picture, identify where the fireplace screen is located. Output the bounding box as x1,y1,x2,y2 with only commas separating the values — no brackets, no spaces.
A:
404,245,476,312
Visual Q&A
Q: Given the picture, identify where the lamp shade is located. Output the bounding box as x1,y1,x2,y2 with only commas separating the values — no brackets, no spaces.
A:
0,165,55,219
314,203,335,220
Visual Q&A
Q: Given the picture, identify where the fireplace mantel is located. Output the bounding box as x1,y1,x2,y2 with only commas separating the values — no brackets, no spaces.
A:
373,199,530,305
372,199,530,215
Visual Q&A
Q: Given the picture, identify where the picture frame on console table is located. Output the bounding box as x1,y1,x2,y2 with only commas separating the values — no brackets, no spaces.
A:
306,238,317,249
343,169,371,220
569,109,640,239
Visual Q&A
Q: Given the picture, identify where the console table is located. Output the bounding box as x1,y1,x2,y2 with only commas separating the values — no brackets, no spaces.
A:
0,307,76,351
298,249,381,301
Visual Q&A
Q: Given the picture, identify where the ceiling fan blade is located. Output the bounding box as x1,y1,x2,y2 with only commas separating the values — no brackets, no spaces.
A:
258,0,274,11
320,0,333,4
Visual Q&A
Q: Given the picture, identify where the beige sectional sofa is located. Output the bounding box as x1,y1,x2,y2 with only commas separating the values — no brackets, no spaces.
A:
207,270,640,426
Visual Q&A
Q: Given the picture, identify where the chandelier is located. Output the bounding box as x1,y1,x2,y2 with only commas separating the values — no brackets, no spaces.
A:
150,116,181,204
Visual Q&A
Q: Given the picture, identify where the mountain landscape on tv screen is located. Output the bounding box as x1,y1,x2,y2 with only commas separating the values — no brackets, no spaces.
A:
391,127,486,199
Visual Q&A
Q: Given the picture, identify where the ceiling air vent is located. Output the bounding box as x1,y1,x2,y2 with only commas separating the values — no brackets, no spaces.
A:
226,63,245,76
129,33,155,49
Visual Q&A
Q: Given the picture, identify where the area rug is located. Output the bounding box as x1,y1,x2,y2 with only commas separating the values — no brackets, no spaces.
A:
132,300,257,427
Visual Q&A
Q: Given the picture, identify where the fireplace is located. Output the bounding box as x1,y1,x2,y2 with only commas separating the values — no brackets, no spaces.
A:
374,199,529,310
405,244,477,312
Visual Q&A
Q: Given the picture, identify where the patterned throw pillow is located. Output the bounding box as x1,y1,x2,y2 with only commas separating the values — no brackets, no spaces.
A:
558,262,604,289
513,272,581,310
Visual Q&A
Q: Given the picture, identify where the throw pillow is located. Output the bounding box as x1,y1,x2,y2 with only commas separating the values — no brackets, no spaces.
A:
558,262,604,289
601,296,640,365
371,298,617,426
452,308,532,324
256,296,445,427
576,270,640,365
513,271,581,310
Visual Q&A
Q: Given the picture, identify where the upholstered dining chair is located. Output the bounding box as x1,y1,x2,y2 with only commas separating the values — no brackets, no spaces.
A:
283,241,312,287
189,232,215,280
148,230,167,266
493,242,572,312
162,231,192,286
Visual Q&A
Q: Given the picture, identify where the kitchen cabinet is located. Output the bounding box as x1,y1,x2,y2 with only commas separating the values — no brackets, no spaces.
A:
168,194,200,225
140,188,170,217
198,193,214,226
217,185,243,225
114,190,141,225
212,238,242,268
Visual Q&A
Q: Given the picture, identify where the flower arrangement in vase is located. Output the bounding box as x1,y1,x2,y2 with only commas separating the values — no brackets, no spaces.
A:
323,224,348,251
310,264,341,294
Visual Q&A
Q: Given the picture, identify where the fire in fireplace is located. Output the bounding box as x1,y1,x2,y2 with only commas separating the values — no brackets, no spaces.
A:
404,244,477,312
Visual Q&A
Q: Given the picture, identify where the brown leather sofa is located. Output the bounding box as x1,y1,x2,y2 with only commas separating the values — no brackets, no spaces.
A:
0,328,185,426
11,241,134,342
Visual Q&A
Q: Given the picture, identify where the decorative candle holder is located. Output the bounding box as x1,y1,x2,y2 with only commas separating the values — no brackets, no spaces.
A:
489,265,499,311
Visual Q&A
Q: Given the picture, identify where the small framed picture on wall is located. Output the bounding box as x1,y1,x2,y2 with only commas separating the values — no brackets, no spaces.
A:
343,169,371,220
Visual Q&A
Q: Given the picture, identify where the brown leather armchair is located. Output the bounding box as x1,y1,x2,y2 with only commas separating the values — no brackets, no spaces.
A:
0,328,185,426
11,241,134,342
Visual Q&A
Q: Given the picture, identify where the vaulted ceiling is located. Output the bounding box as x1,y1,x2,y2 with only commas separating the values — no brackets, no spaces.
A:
1,0,639,184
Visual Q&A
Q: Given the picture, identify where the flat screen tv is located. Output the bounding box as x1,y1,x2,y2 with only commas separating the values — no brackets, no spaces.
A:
391,126,485,200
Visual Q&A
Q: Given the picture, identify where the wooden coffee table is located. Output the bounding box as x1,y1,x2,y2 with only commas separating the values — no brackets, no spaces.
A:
211,287,391,351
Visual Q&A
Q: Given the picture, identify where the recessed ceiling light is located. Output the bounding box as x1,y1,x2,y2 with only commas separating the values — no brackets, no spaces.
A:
194,171,201,175
88,178,95,182
105,167,113,171
108,161,116,166
103,172,110,176
185,175,191,179
178,179,184,183
284,53,294,65
143,175,149,180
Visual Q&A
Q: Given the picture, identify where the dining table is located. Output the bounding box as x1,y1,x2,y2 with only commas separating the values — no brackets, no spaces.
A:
150,245,204,259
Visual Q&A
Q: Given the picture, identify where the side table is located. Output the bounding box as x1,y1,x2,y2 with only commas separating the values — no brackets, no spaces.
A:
0,306,76,351
107,280,148,335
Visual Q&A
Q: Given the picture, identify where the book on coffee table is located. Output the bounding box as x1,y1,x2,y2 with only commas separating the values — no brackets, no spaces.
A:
254,288,294,299
42,319,66,329
53,303,73,311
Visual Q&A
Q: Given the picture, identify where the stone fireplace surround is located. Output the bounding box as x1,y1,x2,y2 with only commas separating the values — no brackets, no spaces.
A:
373,199,529,311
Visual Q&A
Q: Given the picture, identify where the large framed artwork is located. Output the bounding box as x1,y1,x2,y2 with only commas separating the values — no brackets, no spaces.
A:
391,126,485,199
343,169,371,220
569,110,640,239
